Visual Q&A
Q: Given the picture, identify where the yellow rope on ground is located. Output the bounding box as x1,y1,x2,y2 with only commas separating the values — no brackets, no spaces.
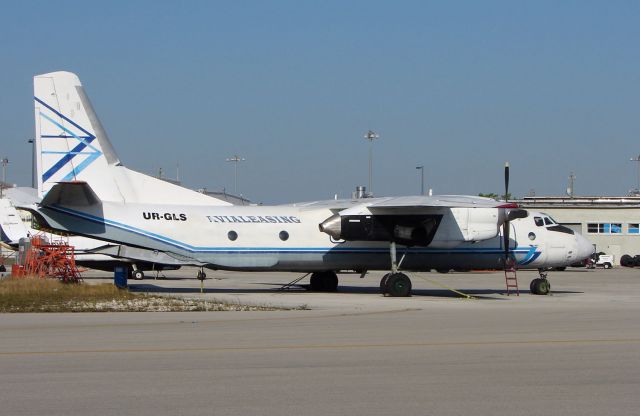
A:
416,274,477,300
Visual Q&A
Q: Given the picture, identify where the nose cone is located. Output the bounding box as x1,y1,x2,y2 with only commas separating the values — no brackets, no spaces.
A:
319,214,342,240
576,234,595,261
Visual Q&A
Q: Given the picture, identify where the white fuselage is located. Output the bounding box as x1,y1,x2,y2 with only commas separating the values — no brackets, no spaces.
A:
39,201,593,272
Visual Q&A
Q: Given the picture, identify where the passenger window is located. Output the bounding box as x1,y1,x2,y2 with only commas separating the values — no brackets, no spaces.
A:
534,217,544,227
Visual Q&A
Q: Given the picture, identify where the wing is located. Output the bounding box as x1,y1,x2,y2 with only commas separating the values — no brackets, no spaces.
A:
338,195,515,215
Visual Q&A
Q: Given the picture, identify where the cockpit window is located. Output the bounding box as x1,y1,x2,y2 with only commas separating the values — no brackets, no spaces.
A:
534,217,544,227
547,225,575,235
544,217,553,225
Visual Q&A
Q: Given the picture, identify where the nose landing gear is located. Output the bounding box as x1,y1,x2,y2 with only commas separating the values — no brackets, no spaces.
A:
530,269,551,295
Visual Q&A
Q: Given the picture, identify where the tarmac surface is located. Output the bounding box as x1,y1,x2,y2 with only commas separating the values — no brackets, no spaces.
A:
2,267,640,415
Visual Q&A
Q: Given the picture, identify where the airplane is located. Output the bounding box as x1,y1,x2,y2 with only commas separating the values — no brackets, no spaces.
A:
28,71,594,296
0,198,29,245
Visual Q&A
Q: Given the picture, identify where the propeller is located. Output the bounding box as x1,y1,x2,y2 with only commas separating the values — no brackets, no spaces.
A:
503,162,513,268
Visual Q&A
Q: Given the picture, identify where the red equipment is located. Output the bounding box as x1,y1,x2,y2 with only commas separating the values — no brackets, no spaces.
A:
15,234,83,283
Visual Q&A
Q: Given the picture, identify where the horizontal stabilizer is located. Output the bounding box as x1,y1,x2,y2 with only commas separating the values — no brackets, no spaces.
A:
40,182,100,208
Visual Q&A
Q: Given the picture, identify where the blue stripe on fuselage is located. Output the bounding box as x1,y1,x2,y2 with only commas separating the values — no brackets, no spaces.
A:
43,205,541,261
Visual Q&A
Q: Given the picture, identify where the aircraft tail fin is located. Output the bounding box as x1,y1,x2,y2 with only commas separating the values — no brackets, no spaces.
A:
34,72,120,199
34,72,231,205
0,199,29,245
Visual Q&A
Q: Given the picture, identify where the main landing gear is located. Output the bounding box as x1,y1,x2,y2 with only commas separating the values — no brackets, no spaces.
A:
530,269,551,295
309,271,339,292
380,241,413,297
380,272,412,297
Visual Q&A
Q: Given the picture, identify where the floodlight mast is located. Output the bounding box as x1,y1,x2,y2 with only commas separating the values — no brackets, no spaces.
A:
567,171,576,198
364,130,379,195
226,155,246,195
0,157,8,198
631,155,640,193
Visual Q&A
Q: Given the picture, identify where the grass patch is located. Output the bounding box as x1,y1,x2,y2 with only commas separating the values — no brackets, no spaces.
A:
0,277,301,312
0,277,137,312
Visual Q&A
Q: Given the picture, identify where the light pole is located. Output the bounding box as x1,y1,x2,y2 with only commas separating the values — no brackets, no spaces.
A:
631,155,640,192
567,171,576,198
416,165,424,195
226,155,245,195
364,130,379,194
1,157,9,198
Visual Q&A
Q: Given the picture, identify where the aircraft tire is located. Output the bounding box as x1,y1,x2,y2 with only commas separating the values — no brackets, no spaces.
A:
133,270,144,280
620,254,633,267
380,273,391,294
530,278,540,294
532,279,550,295
540,279,551,294
385,273,412,297
309,273,323,291
324,271,339,292
310,272,338,292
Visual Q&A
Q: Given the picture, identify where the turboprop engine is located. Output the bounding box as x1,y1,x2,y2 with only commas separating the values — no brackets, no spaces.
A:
319,207,528,248
319,214,442,246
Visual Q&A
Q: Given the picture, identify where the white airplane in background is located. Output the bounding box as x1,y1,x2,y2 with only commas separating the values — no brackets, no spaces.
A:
29,71,593,296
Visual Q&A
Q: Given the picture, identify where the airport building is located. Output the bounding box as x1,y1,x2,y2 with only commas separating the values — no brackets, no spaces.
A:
516,196,640,263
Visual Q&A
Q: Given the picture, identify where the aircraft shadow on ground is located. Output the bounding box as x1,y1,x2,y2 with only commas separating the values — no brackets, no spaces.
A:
321,285,583,298
128,282,583,298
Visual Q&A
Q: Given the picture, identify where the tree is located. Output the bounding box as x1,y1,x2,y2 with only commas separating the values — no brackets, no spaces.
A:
478,192,512,201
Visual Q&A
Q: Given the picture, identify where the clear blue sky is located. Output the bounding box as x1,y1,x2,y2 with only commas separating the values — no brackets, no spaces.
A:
1,0,639,203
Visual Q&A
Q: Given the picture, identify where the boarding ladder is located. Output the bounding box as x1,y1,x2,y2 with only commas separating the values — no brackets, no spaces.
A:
504,258,519,296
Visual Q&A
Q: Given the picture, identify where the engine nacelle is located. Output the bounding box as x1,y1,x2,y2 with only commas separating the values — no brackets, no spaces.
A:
319,214,442,246
320,207,509,247
429,207,501,247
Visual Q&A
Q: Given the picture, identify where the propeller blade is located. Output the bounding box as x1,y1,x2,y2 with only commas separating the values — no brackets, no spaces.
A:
503,162,511,263
504,162,510,203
